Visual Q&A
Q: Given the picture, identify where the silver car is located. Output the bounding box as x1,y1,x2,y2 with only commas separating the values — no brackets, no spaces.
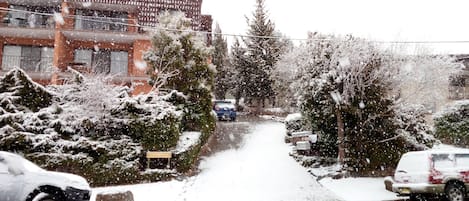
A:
386,148,469,201
0,151,91,201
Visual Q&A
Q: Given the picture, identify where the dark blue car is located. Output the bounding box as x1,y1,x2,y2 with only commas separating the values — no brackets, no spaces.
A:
213,100,237,121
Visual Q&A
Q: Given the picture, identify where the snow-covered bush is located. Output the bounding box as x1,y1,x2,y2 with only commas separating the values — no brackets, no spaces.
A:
145,11,216,146
284,113,307,135
0,69,53,113
394,103,439,150
434,100,469,147
293,34,408,175
0,69,186,186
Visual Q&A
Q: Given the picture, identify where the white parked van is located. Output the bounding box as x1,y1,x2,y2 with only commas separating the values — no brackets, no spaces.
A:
387,148,469,201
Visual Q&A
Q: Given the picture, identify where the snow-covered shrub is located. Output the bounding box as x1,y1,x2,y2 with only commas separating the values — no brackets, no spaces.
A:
0,69,185,186
394,103,439,150
0,68,53,112
293,34,408,175
172,132,202,172
284,113,307,135
434,100,469,147
145,11,216,148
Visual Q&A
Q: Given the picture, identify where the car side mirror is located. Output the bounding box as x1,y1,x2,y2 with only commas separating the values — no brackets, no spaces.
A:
7,166,24,176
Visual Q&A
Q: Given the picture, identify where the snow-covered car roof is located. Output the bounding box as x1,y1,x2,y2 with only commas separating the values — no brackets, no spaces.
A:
0,151,44,174
0,151,91,197
404,148,469,156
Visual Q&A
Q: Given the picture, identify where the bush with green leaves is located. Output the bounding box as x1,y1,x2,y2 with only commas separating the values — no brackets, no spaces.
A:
434,100,469,147
0,68,187,186
144,11,216,145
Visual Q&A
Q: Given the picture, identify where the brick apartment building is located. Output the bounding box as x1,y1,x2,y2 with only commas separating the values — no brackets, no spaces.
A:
0,0,212,94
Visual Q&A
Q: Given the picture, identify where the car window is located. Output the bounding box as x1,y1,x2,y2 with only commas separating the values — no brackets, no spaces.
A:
215,103,235,109
396,153,429,172
455,154,469,169
432,154,455,170
21,158,43,172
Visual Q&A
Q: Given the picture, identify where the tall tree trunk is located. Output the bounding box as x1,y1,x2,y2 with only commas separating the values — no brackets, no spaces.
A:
336,107,345,164
256,98,262,114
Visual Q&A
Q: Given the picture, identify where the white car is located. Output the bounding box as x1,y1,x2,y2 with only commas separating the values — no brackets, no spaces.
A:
386,148,469,201
0,151,91,201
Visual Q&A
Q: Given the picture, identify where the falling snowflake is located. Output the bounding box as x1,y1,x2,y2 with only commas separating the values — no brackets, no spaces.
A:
82,2,92,7
135,61,147,70
53,12,64,25
359,101,365,109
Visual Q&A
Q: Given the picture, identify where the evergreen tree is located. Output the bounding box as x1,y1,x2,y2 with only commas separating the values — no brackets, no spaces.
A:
145,12,216,139
243,0,281,108
294,34,407,175
230,37,249,108
212,23,230,100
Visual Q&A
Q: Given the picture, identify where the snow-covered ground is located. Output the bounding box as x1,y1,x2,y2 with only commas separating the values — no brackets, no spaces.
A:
320,177,405,201
91,122,340,201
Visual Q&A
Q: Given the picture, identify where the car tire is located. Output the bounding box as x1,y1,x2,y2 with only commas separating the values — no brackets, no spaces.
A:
409,194,426,201
38,195,56,201
445,183,466,201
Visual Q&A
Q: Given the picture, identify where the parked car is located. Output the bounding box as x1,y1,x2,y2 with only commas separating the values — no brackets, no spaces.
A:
0,151,91,201
213,100,237,121
385,148,469,201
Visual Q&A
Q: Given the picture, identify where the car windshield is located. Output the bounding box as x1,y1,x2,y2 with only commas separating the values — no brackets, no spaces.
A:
215,103,235,109
2,153,44,173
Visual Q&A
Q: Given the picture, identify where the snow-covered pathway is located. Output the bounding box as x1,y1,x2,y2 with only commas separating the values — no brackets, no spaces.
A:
91,121,339,201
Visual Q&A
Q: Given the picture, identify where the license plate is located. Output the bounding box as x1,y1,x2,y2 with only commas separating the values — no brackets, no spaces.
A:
399,188,411,194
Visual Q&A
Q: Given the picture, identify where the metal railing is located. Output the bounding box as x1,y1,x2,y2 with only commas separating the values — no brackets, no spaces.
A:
1,11,56,29
68,60,128,75
74,16,128,32
1,55,53,72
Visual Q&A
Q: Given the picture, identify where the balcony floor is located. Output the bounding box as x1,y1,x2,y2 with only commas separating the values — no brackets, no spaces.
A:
0,26,55,40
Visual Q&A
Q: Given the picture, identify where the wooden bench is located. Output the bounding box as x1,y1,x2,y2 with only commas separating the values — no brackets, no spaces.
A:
146,151,172,169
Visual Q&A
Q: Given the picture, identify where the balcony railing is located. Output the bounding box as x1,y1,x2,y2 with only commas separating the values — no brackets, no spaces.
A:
1,10,56,29
68,61,129,75
75,16,128,32
1,55,53,72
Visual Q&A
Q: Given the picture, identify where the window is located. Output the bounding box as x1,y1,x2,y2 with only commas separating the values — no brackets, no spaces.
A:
2,45,21,71
455,154,469,169
111,51,128,75
432,154,455,170
2,45,53,72
0,159,8,174
74,49,128,75
74,49,92,67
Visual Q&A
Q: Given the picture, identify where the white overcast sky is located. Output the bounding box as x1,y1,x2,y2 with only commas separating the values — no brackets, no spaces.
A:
202,0,469,54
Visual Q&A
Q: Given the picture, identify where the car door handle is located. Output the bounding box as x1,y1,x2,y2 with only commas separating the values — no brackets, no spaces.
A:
397,170,407,173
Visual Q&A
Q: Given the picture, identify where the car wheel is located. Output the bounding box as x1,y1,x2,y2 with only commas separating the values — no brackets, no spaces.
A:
445,183,466,201
38,195,56,201
409,194,426,201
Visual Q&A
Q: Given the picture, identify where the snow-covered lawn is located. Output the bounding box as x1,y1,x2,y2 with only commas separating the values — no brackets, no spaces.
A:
91,122,339,201
320,177,406,201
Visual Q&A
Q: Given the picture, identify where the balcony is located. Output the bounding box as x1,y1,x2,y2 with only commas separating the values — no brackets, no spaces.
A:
75,15,128,32
1,14,55,29
74,9,130,33
0,8,56,39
